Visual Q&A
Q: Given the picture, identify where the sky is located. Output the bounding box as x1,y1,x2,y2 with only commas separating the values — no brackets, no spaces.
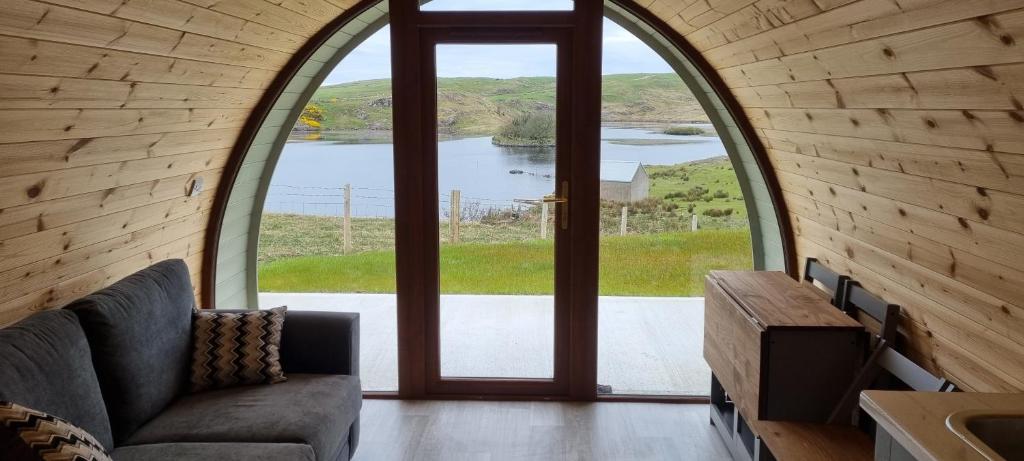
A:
322,17,674,85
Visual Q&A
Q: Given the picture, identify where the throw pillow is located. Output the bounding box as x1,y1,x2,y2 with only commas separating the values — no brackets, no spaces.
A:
190,306,287,392
0,401,111,461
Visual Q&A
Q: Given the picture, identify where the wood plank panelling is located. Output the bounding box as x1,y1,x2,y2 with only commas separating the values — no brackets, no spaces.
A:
657,0,1024,391
1,0,295,70
0,108,250,144
39,0,308,53
0,0,1020,398
718,8,1024,87
702,0,1024,68
0,0,352,325
0,36,277,89
0,170,223,241
0,75,265,109
760,130,1024,194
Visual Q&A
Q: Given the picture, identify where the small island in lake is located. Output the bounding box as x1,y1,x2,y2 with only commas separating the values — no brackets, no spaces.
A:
663,126,706,136
491,112,556,147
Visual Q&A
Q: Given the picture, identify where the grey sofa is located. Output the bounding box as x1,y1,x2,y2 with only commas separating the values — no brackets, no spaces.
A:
0,259,361,461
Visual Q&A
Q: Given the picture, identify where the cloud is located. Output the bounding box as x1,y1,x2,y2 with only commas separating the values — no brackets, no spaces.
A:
437,44,557,78
322,17,672,85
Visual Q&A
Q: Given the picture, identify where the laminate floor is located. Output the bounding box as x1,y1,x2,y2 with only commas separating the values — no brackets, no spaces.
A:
351,400,731,461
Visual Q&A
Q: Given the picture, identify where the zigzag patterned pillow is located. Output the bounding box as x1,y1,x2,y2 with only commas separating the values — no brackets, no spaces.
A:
190,306,288,392
0,401,111,461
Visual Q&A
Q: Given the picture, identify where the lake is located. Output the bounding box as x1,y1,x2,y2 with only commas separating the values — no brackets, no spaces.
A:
265,125,725,217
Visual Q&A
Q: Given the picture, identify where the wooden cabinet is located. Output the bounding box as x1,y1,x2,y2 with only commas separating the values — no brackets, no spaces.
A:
704,271,865,423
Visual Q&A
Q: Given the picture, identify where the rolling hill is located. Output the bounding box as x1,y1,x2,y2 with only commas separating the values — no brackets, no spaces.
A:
297,73,708,135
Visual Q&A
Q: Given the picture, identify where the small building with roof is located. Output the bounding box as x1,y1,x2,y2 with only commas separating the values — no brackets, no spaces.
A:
600,160,649,203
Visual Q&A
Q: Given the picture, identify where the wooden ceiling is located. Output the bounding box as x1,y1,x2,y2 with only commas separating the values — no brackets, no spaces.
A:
0,0,1022,392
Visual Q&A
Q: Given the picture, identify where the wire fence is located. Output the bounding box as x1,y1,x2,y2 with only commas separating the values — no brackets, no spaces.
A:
258,183,734,262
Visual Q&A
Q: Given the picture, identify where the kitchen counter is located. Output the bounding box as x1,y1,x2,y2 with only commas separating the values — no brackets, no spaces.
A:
860,390,1024,461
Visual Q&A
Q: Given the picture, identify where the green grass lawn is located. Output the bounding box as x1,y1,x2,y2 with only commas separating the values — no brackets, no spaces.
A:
258,229,751,296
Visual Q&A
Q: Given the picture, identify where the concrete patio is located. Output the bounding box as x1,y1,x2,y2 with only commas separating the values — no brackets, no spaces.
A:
259,293,710,396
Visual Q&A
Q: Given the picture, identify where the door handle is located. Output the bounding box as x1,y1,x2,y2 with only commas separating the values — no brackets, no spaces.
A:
541,181,569,230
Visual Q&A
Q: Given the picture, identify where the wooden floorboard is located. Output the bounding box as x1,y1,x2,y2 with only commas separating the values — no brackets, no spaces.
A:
352,400,731,461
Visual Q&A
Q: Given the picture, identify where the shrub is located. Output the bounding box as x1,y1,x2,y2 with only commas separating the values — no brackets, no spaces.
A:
649,164,688,179
702,208,734,217
492,111,555,146
713,190,729,199
298,103,325,128
630,197,667,213
666,186,707,202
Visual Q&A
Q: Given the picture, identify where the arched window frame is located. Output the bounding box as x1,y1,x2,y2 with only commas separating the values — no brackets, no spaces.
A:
203,0,794,309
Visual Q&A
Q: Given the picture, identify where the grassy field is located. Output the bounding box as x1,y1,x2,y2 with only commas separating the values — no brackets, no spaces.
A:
298,73,708,135
647,156,748,224
257,156,753,295
258,229,751,296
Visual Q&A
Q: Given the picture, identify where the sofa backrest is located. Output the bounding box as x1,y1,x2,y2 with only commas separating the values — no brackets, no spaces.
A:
66,259,195,444
0,309,115,450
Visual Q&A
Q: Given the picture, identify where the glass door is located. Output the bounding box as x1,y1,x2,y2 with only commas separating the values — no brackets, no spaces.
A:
390,0,603,399
422,31,574,396
434,43,561,380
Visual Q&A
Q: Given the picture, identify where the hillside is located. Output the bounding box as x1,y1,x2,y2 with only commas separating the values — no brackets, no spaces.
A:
297,73,707,135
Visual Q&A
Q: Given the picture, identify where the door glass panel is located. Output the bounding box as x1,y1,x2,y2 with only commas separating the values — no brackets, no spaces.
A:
596,19,753,395
258,27,398,392
435,44,558,379
421,0,573,11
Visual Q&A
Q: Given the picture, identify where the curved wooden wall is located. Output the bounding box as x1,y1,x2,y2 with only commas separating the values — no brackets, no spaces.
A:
0,0,361,325
654,0,1024,392
1,0,1022,392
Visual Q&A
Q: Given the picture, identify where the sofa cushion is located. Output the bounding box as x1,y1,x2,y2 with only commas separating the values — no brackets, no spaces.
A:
124,374,361,461
190,306,287,392
0,401,112,461
66,259,195,444
111,442,315,461
0,310,114,449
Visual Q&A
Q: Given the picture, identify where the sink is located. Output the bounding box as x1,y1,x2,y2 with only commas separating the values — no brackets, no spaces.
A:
947,410,1024,461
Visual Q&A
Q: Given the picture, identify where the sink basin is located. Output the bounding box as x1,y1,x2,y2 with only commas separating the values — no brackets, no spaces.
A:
947,410,1024,461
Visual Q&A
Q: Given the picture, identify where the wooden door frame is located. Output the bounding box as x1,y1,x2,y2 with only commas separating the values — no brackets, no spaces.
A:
422,28,572,397
391,1,602,400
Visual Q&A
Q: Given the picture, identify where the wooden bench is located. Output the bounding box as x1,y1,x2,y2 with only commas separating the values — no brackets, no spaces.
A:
750,341,954,461
753,421,874,461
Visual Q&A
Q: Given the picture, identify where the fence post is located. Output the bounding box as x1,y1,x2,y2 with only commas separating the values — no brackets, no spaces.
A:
619,206,628,236
343,183,351,254
450,189,461,244
691,213,699,231
540,202,549,239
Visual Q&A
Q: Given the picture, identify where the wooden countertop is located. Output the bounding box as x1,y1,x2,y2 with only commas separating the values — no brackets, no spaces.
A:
860,390,1024,461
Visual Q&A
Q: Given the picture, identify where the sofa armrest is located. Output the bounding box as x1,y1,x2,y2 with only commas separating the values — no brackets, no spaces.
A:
280,310,359,376
208,309,360,376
